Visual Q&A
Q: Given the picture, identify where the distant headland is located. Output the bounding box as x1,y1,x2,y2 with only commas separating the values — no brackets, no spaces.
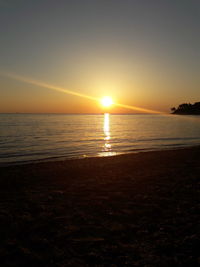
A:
171,102,200,115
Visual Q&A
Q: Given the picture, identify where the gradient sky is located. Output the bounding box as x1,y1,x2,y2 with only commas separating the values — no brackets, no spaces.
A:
0,0,199,113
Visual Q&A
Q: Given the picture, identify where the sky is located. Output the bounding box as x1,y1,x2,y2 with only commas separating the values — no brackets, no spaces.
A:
0,0,199,113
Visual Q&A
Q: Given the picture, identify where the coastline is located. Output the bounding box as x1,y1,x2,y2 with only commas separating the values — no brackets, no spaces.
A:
0,146,199,266
1,143,200,168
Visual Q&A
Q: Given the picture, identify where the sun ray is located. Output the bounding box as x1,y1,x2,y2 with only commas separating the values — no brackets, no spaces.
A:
0,71,166,114
115,103,162,114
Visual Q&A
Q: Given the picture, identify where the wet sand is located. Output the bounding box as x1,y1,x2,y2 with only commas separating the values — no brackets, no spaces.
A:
0,147,199,266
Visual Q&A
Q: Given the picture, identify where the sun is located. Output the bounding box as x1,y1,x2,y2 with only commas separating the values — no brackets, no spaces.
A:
101,96,113,107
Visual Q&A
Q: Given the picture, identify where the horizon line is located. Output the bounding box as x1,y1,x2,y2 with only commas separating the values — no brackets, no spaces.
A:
0,112,169,115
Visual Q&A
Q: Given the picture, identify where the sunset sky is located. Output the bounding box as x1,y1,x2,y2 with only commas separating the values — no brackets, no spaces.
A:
0,0,199,113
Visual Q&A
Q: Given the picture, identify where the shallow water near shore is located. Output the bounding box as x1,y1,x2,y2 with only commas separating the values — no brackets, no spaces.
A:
1,113,200,165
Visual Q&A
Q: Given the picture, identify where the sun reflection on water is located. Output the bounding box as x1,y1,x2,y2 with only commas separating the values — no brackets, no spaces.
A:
98,113,117,157
103,113,112,151
103,113,111,151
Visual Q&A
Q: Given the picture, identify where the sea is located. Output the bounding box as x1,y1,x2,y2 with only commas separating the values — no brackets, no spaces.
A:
0,113,200,165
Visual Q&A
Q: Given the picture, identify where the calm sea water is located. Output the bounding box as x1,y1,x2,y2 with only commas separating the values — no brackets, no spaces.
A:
0,114,200,165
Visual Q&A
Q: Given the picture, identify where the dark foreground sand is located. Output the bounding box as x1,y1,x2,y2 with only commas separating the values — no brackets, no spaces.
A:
0,147,199,266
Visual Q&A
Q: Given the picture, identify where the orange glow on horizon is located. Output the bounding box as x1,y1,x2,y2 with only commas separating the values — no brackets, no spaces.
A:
0,71,165,114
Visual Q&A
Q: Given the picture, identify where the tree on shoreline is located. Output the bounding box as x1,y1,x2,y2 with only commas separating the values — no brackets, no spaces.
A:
171,102,200,115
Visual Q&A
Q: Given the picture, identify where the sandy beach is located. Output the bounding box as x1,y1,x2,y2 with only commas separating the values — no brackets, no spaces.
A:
0,147,199,266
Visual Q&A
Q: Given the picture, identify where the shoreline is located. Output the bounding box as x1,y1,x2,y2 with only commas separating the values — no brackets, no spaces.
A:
1,144,200,168
0,146,199,266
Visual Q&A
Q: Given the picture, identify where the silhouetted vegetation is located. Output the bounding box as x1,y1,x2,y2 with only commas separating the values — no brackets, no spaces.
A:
171,102,200,115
